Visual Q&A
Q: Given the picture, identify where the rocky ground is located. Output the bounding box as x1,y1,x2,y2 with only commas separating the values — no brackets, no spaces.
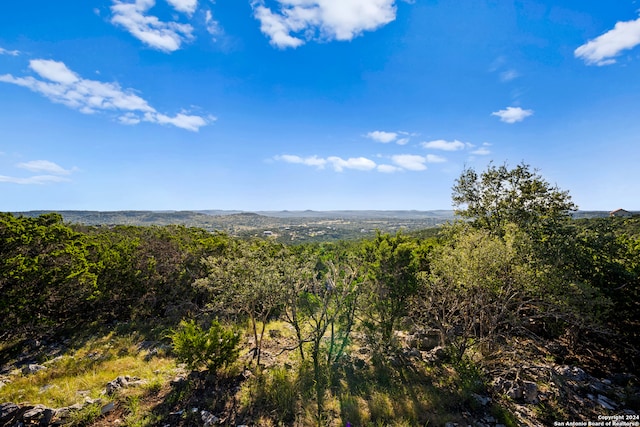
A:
1,330,638,426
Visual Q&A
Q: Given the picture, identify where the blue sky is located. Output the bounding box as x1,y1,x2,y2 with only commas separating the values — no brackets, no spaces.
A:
1,0,639,211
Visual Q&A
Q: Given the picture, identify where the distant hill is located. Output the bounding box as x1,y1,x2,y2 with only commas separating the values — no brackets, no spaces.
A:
11,210,457,242
251,210,457,219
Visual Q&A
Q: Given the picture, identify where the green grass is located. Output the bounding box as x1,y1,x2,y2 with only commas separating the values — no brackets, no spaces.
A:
0,331,176,409
65,402,102,427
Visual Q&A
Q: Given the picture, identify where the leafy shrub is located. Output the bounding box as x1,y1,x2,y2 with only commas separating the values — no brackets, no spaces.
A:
170,319,240,372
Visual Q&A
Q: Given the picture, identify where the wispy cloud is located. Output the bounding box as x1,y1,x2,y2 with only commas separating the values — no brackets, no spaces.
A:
0,59,210,131
575,16,640,65
0,47,20,56
205,9,223,40
471,143,491,156
500,69,519,82
490,56,519,82
377,164,402,173
110,0,195,52
421,139,467,151
252,0,399,49
425,154,446,163
18,160,75,175
0,175,70,185
1,160,75,185
491,106,533,123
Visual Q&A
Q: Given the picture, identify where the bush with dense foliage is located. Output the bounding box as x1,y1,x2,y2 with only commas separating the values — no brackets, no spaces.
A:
170,319,240,372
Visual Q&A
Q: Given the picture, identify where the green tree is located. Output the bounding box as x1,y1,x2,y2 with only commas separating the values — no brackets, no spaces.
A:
0,213,97,337
362,231,420,349
290,253,362,421
195,239,287,366
452,162,576,236
415,225,536,360
85,224,229,322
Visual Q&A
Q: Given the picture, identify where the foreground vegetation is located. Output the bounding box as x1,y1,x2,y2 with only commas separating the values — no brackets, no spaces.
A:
1,163,639,426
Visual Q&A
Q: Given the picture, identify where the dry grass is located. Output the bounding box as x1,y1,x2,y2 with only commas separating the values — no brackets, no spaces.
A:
0,332,177,409
1,322,521,427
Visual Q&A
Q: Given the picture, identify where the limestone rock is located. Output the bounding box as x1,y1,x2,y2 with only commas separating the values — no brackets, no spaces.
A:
106,375,146,395
201,409,220,426
22,363,47,375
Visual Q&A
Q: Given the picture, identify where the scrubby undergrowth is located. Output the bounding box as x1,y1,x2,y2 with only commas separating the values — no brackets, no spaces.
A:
1,319,638,426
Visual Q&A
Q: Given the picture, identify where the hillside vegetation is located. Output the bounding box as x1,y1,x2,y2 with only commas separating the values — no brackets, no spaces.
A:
1,163,639,426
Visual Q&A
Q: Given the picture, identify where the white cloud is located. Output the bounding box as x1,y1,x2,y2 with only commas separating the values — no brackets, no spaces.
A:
0,59,210,131
327,156,377,172
29,59,80,85
275,154,327,168
276,154,377,172
252,5,305,48
367,130,398,143
277,152,440,173
166,0,198,15
491,106,534,123
575,16,640,66
421,139,466,151
274,154,377,172
0,47,20,56
0,175,70,185
17,160,74,175
149,112,210,132
110,0,194,52
252,0,398,48
391,154,427,171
